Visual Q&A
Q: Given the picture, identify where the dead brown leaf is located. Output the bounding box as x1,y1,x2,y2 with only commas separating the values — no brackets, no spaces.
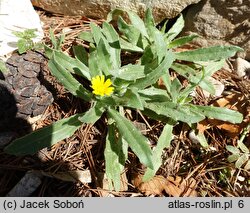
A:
96,172,128,196
132,174,198,197
197,93,250,137
165,176,198,197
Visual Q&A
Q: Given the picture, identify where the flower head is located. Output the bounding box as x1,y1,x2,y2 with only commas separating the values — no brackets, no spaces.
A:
91,75,114,96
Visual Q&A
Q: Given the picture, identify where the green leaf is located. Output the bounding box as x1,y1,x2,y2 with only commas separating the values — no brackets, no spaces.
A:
227,154,241,163
237,141,249,154
127,10,149,38
175,45,243,62
143,124,173,181
95,38,113,75
104,124,127,191
49,28,58,49
171,60,225,95
201,59,226,76
88,50,102,77
244,160,250,170
140,108,170,123
102,22,121,69
49,29,64,50
151,28,167,62
120,89,144,110
161,73,171,94
102,89,144,110
235,154,249,169
170,78,183,103
73,45,88,66
117,16,141,46
90,23,103,44
48,57,92,101
78,101,105,124
13,29,37,39
144,101,205,123
141,45,155,65
171,63,210,94
164,14,184,42
120,38,144,52
17,39,33,54
144,8,155,37
53,50,90,80
138,87,171,102
195,131,209,148
167,34,199,48
226,145,240,154
78,31,94,43
190,105,243,124
0,59,8,73
4,114,83,156
109,64,146,81
107,108,153,169
132,51,175,89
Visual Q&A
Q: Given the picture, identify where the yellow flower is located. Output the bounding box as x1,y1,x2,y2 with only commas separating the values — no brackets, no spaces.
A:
91,75,114,96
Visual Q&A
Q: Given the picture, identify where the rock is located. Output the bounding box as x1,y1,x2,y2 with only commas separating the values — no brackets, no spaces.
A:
0,0,43,58
204,77,225,98
6,171,42,197
233,57,250,78
182,0,250,60
31,0,201,23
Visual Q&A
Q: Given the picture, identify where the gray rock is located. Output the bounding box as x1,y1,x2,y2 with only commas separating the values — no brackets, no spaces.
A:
31,0,201,23
233,57,250,77
6,171,42,197
182,0,250,60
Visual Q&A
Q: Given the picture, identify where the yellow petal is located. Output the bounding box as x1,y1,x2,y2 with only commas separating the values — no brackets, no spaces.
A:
104,79,112,87
100,75,105,84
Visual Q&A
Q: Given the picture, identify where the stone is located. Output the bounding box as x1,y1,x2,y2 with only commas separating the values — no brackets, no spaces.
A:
233,57,250,78
182,0,250,60
6,171,42,197
0,0,43,58
31,0,201,23
203,77,225,98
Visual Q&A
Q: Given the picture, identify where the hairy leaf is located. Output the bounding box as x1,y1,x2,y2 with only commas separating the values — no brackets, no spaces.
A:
164,14,184,42
127,11,149,38
4,114,83,155
144,101,205,123
73,45,89,66
226,145,240,154
107,108,153,169
132,51,175,89
175,45,243,62
53,50,90,80
168,34,199,48
143,124,173,181
235,154,249,169
78,101,105,124
48,57,92,101
109,64,146,81
104,124,127,191
190,105,243,124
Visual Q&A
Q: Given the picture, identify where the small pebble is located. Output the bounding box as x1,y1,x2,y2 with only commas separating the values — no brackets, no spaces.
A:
233,57,250,78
